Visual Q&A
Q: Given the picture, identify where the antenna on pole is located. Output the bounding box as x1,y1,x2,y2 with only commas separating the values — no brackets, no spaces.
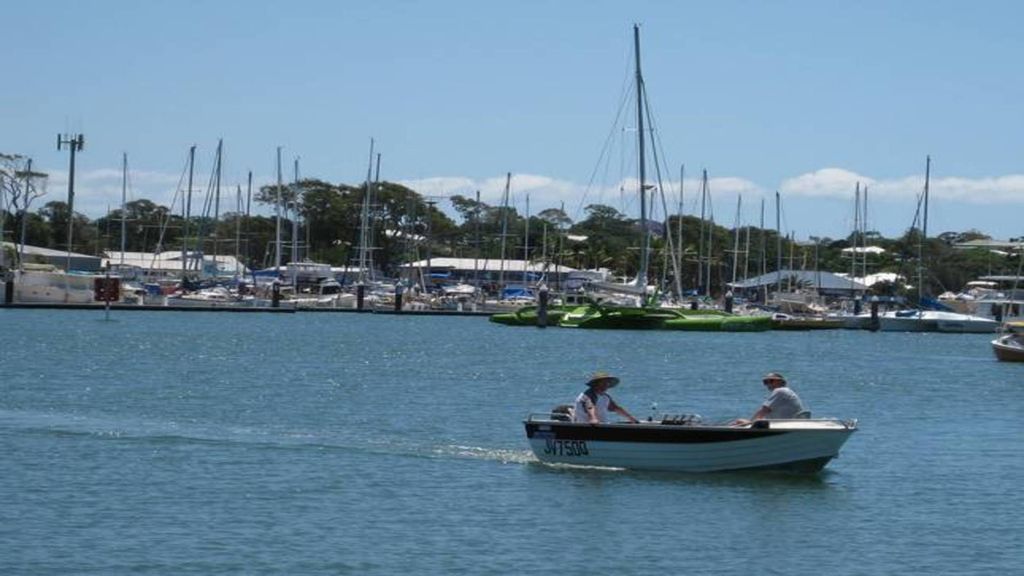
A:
57,133,85,271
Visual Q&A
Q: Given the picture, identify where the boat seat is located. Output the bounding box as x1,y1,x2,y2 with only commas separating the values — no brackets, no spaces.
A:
794,410,811,419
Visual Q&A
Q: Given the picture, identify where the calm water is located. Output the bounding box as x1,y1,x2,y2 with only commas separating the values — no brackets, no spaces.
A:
1,309,1021,574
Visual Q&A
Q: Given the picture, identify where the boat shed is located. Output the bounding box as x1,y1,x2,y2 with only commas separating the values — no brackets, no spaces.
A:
398,257,576,288
102,251,249,279
728,269,869,296
2,242,103,272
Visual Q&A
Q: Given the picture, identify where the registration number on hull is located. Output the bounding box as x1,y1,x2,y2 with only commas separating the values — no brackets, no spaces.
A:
543,439,589,456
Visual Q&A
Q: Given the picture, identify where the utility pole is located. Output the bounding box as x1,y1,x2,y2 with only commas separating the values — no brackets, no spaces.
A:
57,133,84,271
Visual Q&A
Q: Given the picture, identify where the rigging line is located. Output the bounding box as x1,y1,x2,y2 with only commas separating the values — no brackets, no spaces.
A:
579,85,632,220
148,151,191,272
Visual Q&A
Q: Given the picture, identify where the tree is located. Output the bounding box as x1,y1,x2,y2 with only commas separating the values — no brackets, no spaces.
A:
537,207,572,230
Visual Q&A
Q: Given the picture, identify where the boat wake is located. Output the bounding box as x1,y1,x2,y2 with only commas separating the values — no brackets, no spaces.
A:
1,409,536,466
431,444,536,465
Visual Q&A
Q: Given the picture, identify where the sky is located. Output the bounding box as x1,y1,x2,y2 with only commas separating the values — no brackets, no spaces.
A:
2,0,1022,241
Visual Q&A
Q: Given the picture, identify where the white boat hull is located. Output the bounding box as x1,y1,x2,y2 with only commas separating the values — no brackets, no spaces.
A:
13,270,98,304
524,418,856,473
877,310,999,333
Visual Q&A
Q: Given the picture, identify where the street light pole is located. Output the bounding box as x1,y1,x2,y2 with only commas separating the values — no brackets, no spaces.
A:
57,133,84,271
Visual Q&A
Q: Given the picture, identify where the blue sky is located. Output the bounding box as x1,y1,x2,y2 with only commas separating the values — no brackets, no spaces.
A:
2,0,1022,240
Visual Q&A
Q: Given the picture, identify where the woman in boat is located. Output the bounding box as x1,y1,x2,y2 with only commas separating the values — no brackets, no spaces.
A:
734,372,806,425
573,372,639,424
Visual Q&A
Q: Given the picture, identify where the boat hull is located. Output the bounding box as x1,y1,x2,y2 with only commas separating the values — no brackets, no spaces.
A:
878,311,999,333
524,419,856,473
992,334,1024,362
557,305,680,329
664,315,772,332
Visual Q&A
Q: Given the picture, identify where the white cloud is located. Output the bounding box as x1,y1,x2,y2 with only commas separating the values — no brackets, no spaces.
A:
781,168,1024,204
780,168,873,198
31,167,1024,234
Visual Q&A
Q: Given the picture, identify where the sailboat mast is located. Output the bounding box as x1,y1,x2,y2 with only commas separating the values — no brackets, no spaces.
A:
923,155,930,242
183,145,195,277
704,177,713,297
522,194,530,287
634,23,650,289
676,164,685,298
759,198,767,303
234,184,242,281
245,171,252,275
358,139,374,285
292,156,300,271
918,155,931,302
473,189,481,290
274,146,283,274
212,139,222,273
120,153,127,266
775,191,782,296
852,182,860,287
862,186,869,281
731,195,742,284
370,153,381,281
697,170,707,293
497,172,511,291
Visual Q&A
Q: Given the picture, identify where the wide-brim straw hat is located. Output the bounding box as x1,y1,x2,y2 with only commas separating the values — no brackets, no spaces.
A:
587,371,620,388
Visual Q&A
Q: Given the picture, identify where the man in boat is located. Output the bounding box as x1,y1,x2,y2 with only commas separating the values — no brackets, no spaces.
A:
573,372,639,424
733,372,806,426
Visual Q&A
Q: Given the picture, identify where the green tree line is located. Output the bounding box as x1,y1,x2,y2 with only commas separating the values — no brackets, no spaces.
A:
2,171,1018,298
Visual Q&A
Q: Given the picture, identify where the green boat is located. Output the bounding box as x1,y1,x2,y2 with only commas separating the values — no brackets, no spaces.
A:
663,313,773,332
556,304,685,329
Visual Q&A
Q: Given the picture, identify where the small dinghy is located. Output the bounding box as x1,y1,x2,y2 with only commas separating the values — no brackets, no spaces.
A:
524,409,857,473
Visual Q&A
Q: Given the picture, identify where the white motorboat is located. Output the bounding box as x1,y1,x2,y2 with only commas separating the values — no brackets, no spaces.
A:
524,412,857,473
876,309,1000,333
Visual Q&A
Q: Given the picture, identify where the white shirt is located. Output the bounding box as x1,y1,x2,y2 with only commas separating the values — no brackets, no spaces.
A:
763,386,805,419
573,389,618,423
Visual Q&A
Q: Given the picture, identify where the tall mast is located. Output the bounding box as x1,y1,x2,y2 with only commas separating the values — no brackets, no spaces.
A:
923,155,930,242
212,139,222,272
497,172,511,290
851,182,860,288
292,156,300,272
731,195,742,284
704,176,713,297
676,164,685,298
274,146,283,274
234,184,242,281
862,186,869,281
370,152,381,280
918,155,931,302
522,193,530,286
358,139,374,285
120,152,127,265
759,198,767,302
183,145,195,277
245,171,252,275
473,189,481,289
743,222,751,282
775,191,782,296
697,169,707,293
634,23,650,289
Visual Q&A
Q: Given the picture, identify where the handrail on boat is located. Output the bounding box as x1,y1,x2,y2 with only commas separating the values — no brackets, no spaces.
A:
526,412,858,430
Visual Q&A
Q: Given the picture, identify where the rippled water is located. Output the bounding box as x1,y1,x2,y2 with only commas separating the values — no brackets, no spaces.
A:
1,309,1021,574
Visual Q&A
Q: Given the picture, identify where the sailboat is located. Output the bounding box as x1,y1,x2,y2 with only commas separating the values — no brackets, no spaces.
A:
555,25,686,329
491,26,769,331
877,157,998,333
